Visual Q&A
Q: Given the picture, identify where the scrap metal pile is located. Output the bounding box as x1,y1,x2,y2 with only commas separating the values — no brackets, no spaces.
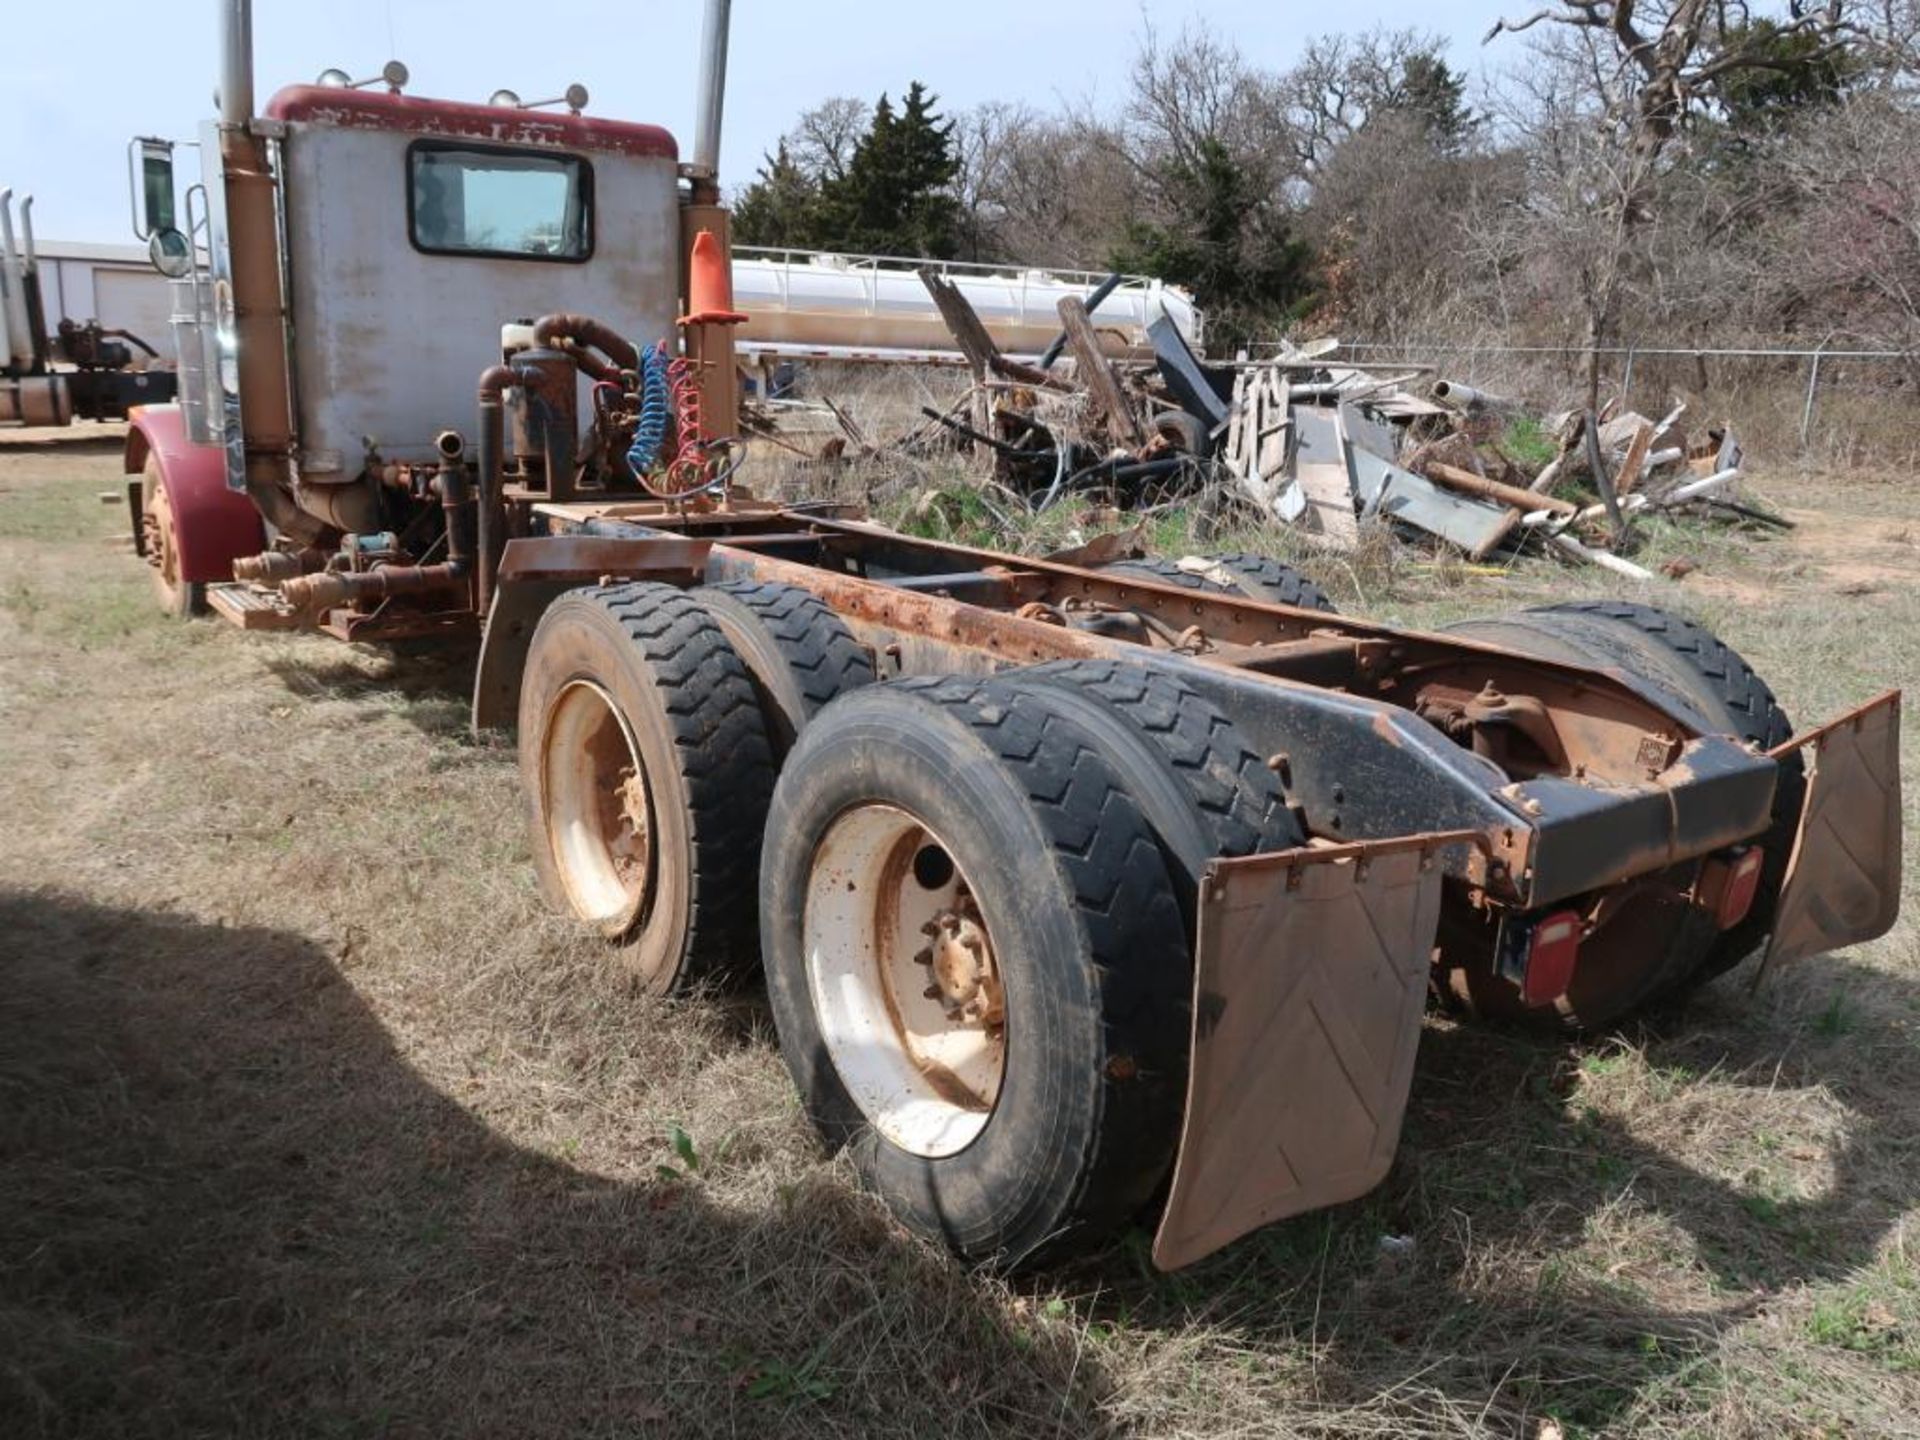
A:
786,270,1786,574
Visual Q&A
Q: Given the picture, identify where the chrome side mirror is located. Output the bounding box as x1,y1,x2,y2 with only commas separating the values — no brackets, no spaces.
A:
129,137,176,241
149,227,193,279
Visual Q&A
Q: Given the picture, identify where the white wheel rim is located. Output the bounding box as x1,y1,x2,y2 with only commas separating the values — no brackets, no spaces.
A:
804,804,1005,1158
542,679,653,933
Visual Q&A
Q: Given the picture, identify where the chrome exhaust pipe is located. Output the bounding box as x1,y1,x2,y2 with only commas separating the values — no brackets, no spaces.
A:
691,0,732,183
0,190,34,368
218,0,254,125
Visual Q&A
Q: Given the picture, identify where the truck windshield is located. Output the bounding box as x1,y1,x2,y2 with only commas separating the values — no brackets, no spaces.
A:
408,143,592,261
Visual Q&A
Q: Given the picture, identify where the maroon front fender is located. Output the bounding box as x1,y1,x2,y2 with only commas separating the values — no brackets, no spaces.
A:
125,406,264,584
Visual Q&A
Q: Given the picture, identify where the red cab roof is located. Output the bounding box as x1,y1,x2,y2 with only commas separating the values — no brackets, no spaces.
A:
264,85,678,161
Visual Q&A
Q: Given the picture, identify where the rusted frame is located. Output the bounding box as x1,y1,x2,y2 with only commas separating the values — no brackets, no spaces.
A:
472,522,1794,906
788,514,1721,772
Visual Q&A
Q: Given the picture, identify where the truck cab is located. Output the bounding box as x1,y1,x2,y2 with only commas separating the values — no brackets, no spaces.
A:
124,46,736,632
262,86,680,484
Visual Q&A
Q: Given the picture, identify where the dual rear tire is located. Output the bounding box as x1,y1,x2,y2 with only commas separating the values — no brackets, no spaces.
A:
518,582,1292,1263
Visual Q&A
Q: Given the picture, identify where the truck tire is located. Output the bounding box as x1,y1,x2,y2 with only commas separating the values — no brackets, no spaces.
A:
1201,552,1338,613
759,677,1191,1268
689,580,876,758
1440,601,1802,1025
1102,553,1338,612
999,659,1302,926
1099,556,1236,594
519,583,774,993
142,457,206,618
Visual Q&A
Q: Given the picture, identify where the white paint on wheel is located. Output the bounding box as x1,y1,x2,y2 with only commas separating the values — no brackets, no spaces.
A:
541,679,653,934
804,803,1005,1158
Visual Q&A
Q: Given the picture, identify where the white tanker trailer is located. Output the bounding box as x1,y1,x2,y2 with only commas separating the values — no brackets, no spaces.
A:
730,246,1203,368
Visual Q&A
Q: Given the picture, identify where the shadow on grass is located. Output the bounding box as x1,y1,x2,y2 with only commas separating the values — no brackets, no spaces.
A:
1066,953,1920,1434
6,880,1909,1437
0,889,1107,1439
0,431,128,455
260,639,480,741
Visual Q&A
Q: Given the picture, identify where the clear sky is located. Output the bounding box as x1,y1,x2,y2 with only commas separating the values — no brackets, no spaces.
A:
2,1,1514,247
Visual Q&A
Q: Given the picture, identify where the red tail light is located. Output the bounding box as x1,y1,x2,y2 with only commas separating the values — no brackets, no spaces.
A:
1698,847,1765,931
1521,910,1583,1007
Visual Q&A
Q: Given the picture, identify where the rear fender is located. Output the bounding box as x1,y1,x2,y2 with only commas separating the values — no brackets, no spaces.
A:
126,405,263,584
1753,690,1903,984
471,535,713,733
1153,830,1475,1270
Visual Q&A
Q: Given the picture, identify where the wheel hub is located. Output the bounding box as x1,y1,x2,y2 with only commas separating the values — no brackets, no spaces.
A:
610,765,653,885
918,906,1003,1026
802,805,1006,1158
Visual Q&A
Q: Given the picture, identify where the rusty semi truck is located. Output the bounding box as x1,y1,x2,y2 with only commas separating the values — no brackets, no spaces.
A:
126,0,1903,1270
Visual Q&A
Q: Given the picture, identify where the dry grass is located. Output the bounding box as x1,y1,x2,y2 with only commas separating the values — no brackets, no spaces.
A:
2,428,1917,1438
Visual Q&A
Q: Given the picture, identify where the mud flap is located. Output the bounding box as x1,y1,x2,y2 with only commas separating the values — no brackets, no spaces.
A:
1753,690,1902,986
1152,832,1473,1271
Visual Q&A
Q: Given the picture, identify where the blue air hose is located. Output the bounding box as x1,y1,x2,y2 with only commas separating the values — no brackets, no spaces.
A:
626,342,673,478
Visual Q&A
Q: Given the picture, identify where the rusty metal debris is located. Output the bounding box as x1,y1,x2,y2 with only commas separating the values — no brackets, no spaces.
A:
782,276,1795,572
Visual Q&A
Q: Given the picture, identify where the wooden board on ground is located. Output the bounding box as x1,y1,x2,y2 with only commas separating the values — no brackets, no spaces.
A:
1057,296,1144,446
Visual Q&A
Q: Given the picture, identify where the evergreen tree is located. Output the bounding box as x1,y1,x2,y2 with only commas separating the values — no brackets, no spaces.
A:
1392,53,1476,151
1714,19,1861,134
731,141,825,249
729,84,962,258
820,84,962,257
1110,137,1315,342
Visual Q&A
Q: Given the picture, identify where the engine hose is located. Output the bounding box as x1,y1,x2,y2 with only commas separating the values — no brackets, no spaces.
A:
625,343,673,480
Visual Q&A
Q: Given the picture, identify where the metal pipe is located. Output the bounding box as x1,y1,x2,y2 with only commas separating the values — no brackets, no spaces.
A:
530,314,637,372
435,430,477,601
19,196,35,274
1431,378,1516,412
476,364,516,618
280,563,467,614
216,13,332,546
1800,349,1825,449
691,0,733,183
0,191,34,368
219,0,255,125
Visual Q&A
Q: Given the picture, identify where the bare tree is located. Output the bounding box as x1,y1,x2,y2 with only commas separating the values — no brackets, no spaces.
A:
1772,92,1920,348
1119,22,1297,203
1484,1,1913,405
1283,28,1473,173
789,97,871,185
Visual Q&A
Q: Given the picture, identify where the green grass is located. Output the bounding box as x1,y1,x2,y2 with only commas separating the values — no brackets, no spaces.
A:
1502,415,1562,471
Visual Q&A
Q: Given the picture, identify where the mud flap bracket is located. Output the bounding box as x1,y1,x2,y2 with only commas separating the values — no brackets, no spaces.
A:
1152,830,1476,1271
1753,689,1902,986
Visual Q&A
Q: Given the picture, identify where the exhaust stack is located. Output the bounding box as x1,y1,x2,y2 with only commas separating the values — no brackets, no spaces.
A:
211,0,338,544
691,0,732,185
219,0,254,125
0,190,34,368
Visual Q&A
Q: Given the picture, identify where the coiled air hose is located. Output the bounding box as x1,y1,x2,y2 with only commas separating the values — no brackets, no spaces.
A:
625,342,673,480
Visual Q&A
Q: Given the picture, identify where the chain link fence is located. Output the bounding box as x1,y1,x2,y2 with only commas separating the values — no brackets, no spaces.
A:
1255,340,1920,468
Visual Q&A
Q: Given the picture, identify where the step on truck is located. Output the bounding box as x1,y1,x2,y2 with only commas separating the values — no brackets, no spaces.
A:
124,0,1903,1269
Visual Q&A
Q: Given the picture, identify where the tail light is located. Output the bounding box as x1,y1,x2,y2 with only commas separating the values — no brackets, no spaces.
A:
1697,847,1765,931
1520,910,1583,1007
